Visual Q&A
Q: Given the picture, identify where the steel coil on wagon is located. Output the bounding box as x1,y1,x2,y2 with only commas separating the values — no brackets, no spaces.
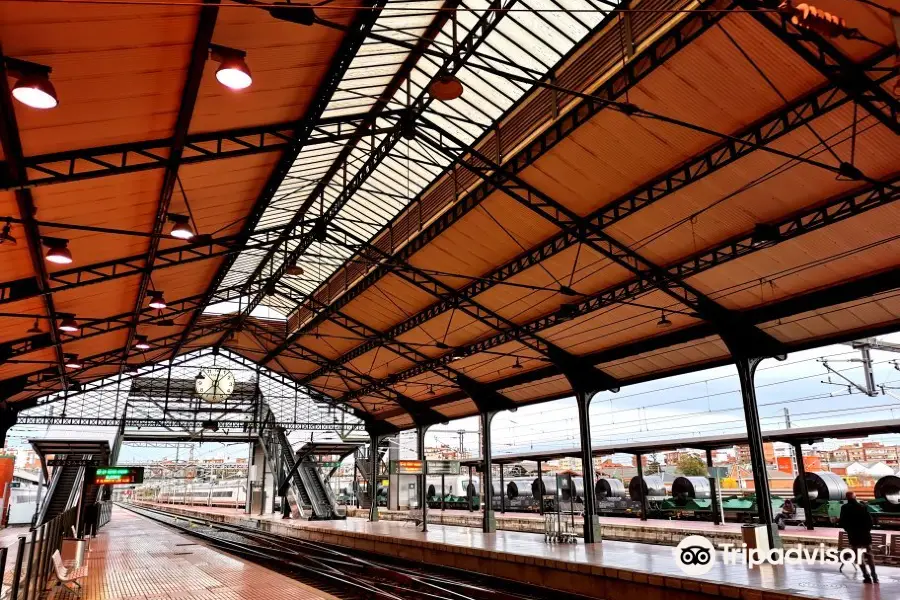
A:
793,471,848,502
628,475,666,501
561,476,584,501
874,475,900,510
532,476,557,498
507,478,535,500
672,476,711,503
595,477,626,500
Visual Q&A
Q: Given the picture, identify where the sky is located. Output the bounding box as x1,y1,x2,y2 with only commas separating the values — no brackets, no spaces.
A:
8,332,900,466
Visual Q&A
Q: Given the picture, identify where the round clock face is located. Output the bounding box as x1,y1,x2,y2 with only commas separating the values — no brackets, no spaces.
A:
195,368,235,403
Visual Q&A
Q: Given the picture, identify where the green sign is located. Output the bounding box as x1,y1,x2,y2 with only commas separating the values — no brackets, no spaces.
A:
319,461,342,468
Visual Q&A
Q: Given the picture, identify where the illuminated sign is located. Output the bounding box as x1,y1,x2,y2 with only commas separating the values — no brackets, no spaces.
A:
389,460,424,475
87,467,145,485
426,461,460,475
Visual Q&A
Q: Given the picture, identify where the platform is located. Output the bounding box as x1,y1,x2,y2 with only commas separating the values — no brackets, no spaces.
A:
140,502,900,600
342,506,843,547
46,507,337,600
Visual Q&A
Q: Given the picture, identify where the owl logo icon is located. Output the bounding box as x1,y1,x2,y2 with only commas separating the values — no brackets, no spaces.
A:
674,535,717,576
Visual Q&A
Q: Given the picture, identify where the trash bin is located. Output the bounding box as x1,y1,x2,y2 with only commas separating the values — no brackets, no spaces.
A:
741,524,770,553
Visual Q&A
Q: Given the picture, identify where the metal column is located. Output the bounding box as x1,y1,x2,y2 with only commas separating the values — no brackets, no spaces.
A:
576,391,600,542
467,466,473,512
537,460,543,515
735,357,779,548
635,453,648,521
417,425,428,531
499,466,504,514
245,441,254,514
706,448,721,525
793,442,815,530
368,432,380,522
481,411,496,533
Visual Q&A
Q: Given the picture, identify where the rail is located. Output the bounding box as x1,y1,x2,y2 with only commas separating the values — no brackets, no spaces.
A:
0,506,80,600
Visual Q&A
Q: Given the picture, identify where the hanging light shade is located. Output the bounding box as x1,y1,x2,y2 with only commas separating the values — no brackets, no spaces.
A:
167,214,195,240
657,311,672,329
210,44,252,90
27,318,41,334
64,353,83,369
286,263,304,276
134,334,151,350
58,314,79,333
13,75,58,109
0,221,15,245
43,237,73,265
428,72,464,101
148,291,167,310
512,357,523,370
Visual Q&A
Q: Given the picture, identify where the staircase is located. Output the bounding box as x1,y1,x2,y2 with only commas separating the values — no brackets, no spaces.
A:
257,403,342,520
37,455,86,526
355,439,389,509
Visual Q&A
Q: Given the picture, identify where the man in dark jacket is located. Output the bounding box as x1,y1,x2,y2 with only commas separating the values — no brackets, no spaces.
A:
839,492,877,584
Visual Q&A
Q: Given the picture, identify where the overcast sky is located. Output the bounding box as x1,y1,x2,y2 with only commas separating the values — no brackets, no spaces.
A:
9,333,900,465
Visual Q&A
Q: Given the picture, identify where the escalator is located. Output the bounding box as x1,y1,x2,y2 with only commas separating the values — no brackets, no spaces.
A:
257,402,342,519
37,455,85,526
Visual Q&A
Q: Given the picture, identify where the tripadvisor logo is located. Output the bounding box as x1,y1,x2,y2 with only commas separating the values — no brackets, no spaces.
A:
674,534,866,576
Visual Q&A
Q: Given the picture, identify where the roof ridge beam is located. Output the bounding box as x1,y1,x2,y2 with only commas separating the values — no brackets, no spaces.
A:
278,1,730,350
119,0,220,373
219,0,508,348
173,0,391,359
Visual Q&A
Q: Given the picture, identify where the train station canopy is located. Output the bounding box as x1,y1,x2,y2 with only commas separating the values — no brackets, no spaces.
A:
0,0,898,433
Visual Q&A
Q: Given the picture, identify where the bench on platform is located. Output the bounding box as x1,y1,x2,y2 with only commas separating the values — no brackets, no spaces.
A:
837,531,888,570
51,550,88,595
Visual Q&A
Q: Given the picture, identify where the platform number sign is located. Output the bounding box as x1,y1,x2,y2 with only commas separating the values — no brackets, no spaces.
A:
88,466,145,485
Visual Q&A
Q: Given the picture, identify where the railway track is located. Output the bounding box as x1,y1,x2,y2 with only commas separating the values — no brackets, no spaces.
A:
118,502,587,600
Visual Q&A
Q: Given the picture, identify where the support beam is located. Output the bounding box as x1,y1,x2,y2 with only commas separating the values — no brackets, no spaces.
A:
122,0,219,374
174,0,388,359
2,112,399,190
481,411,496,533
576,390,600,542
635,453,648,521
735,356,781,548
793,442,815,531
706,448,722,526
331,175,900,411
0,50,68,389
368,430,380,522
223,0,515,343
417,425,428,532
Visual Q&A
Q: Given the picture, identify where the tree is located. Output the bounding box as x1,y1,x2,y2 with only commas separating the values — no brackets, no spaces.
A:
676,454,708,477
645,453,663,475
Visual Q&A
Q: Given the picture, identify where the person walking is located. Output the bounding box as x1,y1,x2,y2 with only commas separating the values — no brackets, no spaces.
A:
839,491,878,584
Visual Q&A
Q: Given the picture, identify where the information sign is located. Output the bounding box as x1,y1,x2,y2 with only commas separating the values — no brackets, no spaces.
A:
389,460,424,475
425,460,460,475
87,466,145,485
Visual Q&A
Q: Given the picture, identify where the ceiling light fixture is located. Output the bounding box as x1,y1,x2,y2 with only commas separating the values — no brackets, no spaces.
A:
657,310,672,329
64,353,82,369
58,314,79,333
267,3,315,26
134,334,151,350
167,213,195,240
5,57,58,109
0,221,15,245
27,318,41,334
750,223,780,248
512,357,523,369
429,71,464,101
148,291,167,310
42,237,73,265
209,44,252,90
286,263,304,276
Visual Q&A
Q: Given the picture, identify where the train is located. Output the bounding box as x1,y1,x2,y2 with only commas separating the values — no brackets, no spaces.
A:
423,471,900,528
143,482,248,508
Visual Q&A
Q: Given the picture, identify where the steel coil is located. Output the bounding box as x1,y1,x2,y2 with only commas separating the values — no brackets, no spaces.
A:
793,471,848,502
628,475,666,501
671,476,711,504
874,475,900,507
507,478,534,500
595,477,626,500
